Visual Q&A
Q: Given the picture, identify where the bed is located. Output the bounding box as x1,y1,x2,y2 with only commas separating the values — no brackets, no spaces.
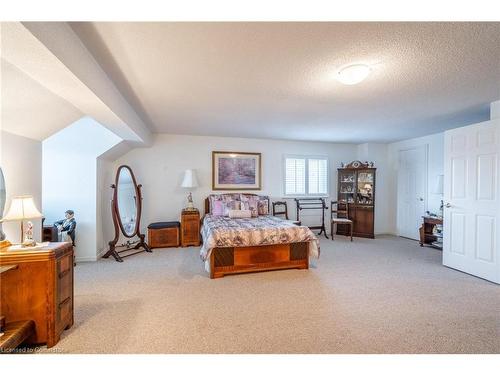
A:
201,194,320,278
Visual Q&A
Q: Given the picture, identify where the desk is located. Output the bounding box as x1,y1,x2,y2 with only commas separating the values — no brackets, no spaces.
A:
419,216,443,250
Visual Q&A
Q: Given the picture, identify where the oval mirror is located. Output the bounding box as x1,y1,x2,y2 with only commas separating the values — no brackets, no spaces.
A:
116,166,138,237
0,167,6,240
104,165,150,262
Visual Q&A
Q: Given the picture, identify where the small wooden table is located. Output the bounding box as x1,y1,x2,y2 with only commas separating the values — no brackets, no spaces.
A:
419,216,443,250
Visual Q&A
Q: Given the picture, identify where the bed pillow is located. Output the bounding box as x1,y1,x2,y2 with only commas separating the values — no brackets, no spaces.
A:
209,195,224,216
257,196,270,215
209,194,241,216
223,200,241,216
240,194,259,217
228,209,252,219
211,200,225,216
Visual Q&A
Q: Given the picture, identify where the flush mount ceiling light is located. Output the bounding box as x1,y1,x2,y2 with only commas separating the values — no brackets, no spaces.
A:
336,64,371,85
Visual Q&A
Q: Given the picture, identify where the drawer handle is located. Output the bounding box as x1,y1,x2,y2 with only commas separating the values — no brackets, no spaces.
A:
59,270,70,279
59,297,71,308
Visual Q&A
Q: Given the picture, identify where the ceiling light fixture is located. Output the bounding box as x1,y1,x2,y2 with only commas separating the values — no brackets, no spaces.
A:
336,64,371,85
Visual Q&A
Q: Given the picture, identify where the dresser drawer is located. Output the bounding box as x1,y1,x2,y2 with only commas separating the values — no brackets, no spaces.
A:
56,295,72,331
58,270,72,304
182,216,198,224
182,222,200,234
57,253,72,277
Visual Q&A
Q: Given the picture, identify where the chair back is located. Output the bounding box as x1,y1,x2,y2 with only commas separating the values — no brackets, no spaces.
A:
331,201,349,220
272,201,289,220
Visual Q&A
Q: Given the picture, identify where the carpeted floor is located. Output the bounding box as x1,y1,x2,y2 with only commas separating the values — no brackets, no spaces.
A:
46,235,500,354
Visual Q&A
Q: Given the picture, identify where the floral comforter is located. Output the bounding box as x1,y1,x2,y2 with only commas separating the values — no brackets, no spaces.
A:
200,215,320,269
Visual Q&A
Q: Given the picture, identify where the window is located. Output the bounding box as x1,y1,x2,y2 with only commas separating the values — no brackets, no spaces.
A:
284,155,329,196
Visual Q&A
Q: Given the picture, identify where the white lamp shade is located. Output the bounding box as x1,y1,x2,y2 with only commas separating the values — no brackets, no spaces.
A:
1,195,43,221
433,175,444,195
181,169,198,188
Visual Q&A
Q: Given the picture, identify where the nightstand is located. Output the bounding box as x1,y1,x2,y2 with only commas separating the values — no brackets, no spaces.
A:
181,209,200,247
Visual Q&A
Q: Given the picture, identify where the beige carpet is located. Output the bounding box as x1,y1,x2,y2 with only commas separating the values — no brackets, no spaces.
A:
46,235,499,353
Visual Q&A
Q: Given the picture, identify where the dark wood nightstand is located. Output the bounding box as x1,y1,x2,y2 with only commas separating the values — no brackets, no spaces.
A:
181,209,200,247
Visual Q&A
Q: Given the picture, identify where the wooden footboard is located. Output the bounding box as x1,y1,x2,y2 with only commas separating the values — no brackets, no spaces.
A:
209,242,309,278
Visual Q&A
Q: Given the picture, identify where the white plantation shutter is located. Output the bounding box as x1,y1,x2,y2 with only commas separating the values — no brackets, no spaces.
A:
285,158,306,195
284,156,328,196
308,158,328,195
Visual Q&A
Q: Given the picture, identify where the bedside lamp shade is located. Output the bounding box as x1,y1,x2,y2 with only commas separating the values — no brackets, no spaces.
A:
2,195,43,221
181,169,198,188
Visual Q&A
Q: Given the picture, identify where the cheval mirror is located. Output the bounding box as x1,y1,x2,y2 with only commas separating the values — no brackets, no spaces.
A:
103,165,151,262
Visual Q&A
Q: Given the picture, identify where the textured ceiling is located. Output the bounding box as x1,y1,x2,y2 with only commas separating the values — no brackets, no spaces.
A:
70,22,500,143
1,59,83,140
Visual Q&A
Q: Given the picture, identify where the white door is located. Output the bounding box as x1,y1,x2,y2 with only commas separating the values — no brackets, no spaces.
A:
397,146,427,240
443,119,500,284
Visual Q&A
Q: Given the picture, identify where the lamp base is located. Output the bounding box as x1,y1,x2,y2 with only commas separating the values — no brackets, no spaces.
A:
21,239,37,247
184,203,197,211
185,195,196,211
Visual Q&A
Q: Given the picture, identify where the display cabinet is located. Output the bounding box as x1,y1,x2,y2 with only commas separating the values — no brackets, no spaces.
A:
337,161,376,238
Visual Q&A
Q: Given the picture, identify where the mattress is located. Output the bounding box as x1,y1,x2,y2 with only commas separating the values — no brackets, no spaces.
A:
200,214,320,271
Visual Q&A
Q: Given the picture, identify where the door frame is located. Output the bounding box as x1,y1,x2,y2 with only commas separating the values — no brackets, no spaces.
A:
397,144,429,239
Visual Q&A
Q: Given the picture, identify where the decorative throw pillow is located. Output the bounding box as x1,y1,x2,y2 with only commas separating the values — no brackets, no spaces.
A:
209,194,223,215
222,193,241,204
257,197,270,215
211,200,224,216
210,193,241,215
240,194,259,217
223,200,241,216
228,209,252,219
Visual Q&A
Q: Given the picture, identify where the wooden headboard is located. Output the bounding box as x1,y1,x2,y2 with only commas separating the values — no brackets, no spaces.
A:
204,193,268,216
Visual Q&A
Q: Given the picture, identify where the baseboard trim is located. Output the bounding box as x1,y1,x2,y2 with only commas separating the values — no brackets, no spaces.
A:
76,247,107,263
75,256,98,262
97,247,107,260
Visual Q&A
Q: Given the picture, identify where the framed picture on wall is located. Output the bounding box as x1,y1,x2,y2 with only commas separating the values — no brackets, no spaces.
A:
212,151,262,190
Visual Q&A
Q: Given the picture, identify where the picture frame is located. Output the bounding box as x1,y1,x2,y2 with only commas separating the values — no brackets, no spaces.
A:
212,151,262,190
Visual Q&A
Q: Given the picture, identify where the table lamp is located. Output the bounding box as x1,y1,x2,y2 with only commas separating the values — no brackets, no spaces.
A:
181,169,198,211
1,195,43,246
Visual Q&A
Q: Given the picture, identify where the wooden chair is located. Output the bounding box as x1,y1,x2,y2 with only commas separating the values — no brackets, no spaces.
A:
272,201,301,225
331,201,353,241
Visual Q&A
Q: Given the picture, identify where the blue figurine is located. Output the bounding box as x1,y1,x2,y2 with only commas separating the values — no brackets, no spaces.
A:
54,210,76,246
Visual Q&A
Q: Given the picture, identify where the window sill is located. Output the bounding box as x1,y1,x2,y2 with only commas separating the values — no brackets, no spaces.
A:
281,195,330,199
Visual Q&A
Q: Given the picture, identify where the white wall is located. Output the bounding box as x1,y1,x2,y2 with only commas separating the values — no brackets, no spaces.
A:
387,132,445,235
101,134,359,243
0,131,43,243
492,100,500,120
42,117,121,261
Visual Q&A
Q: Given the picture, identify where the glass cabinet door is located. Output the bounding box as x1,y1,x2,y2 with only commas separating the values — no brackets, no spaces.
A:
338,170,356,204
356,170,374,205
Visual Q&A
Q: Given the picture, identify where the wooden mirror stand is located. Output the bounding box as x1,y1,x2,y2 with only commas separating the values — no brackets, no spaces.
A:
103,165,151,262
